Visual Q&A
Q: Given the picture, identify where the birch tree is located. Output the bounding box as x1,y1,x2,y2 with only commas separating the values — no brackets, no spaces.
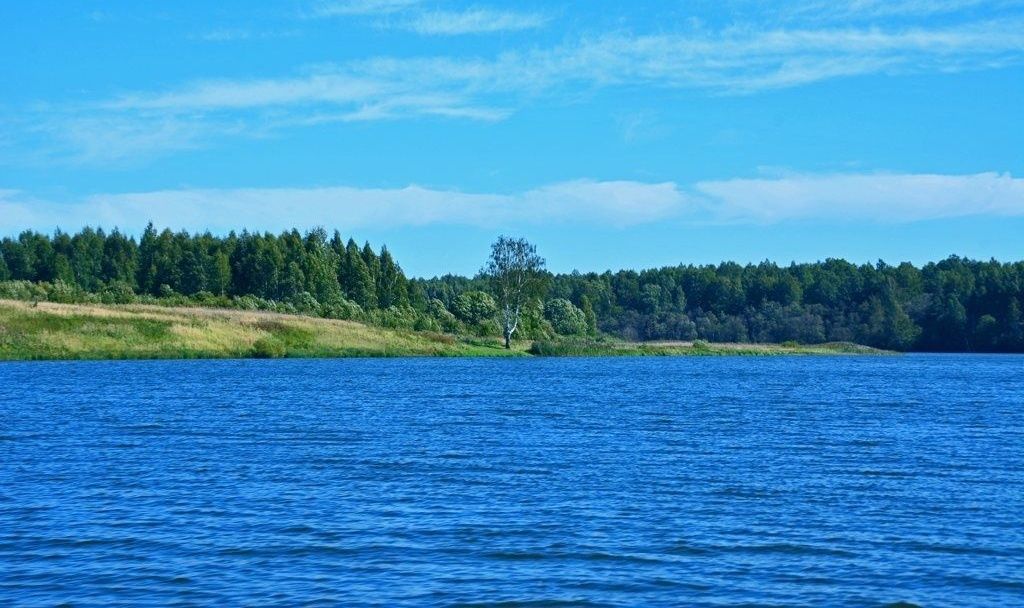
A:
484,236,546,349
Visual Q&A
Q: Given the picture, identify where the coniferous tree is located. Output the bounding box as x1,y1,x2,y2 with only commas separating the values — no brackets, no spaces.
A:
102,229,138,288
136,223,159,294
345,240,377,309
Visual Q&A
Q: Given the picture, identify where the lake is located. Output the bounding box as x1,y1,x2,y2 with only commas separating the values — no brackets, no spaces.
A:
1,355,1023,606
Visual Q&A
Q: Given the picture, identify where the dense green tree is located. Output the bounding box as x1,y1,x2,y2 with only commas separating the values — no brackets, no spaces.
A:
344,240,377,309
483,236,547,348
377,247,410,309
453,290,497,326
102,229,138,287
580,295,598,335
545,298,587,335
4,224,1024,352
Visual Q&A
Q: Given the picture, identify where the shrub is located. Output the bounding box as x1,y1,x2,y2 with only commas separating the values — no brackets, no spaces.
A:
373,306,416,330
47,280,85,304
100,281,136,305
413,315,440,332
321,299,363,321
427,299,461,333
453,291,497,326
251,337,286,358
545,298,587,336
517,299,555,340
0,280,42,301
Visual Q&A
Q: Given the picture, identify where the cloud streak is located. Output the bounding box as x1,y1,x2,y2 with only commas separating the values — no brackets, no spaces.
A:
2,173,1022,235
20,10,1024,161
0,180,691,234
402,9,549,35
696,171,1024,222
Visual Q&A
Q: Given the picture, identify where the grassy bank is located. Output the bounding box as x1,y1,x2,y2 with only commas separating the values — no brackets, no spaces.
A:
0,300,524,360
528,338,892,356
0,300,890,361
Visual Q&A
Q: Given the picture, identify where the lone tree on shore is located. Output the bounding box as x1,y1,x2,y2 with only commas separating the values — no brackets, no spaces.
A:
483,236,546,349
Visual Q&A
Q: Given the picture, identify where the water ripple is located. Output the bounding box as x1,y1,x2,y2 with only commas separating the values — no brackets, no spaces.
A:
1,354,1023,606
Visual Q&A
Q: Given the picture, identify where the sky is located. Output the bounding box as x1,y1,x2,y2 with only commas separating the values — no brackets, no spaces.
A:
1,0,1023,277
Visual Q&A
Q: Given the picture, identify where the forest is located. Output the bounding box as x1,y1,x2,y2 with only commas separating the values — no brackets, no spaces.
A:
1,225,1022,352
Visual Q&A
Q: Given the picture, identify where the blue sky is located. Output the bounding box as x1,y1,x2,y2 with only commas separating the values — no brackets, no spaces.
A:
1,0,1023,276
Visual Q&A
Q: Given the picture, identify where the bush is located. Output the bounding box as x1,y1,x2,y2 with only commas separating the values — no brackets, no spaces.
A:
0,280,43,301
251,337,286,358
101,281,136,305
413,315,440,332
517,299,555,340
234,295,275,311
321,299,363,321
545,298,587,336
453,291,497,325
47,280,85,304
373,306,416,330
290,291,320,314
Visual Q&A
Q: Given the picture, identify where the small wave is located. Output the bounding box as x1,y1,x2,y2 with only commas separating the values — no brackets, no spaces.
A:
858,469,914,478
728,542,856,558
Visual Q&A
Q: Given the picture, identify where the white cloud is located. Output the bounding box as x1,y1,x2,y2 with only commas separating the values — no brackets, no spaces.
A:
782,0,1024,21
97,20,1024,109
696,172,1024,222
404,9,549,35
3,173,1022,235
0,180,691,234
24,15,1024,161
310,0,421,17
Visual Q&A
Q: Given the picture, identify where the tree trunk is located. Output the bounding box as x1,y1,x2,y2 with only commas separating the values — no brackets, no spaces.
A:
504,332,511,349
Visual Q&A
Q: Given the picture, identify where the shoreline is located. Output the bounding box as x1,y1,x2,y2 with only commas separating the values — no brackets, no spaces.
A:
0,299,893,361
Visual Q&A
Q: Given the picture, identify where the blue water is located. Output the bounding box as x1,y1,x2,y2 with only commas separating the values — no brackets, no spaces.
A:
1,355,1023,606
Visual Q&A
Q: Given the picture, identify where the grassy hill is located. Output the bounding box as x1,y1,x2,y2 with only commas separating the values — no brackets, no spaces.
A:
0,300,891,360
0,300,525,360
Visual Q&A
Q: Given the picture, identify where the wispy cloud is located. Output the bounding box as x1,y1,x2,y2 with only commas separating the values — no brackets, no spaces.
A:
309,0,548,35
780,0,1024,21
696,172,1024,222
3,173,1022,235
310,0,421,17
21,14,1024,161
0,180,691,234
403,9,549,35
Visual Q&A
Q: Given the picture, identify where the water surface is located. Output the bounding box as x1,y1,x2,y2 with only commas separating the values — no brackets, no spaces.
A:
2,355,1022,606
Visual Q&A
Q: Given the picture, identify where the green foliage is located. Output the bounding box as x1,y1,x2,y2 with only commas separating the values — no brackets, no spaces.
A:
5,225,1024,352
251,337,286,359
427,298,460,333
453,290,497,327
100,281,136,305
483,236,547,347
422,254,1024,352
580,295,598,335
545,298,587,335
516,299,554,340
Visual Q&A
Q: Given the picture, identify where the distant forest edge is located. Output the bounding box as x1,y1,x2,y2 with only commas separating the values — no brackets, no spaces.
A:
1,225,1022,353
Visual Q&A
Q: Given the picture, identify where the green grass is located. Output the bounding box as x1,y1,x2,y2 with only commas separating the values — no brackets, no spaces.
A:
528,337,893,357
0,299,891,361
0,300,524,360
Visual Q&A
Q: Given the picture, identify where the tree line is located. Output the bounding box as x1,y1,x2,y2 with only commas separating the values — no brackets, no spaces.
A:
2,226,1022,351
421,256,1024,353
